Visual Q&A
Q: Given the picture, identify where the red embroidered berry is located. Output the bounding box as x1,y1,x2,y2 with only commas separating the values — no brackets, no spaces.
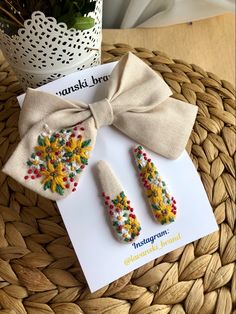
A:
109,210,113,215
102,192,106,197
31,175,35,179
105,201,109,205
109,205,114,209
74,182,78,187
28,169,33,174
70,177,74,182
173,199,176,204
72,188,76,192
55,151,60,156
116,208,120,212
73,127,78,131
144,157,147,160
106,196,110,200
66,141,70,146
62,168,66,171
63,177,67,182
134,148,137,152
34,169,38,174
143,153,146,156
127,200,130,204
138,150,142,154
80,165,85,169
24,176,29,180
36,174,41,178
77,134,82,139
36,151,41,156
55,133,60,138
118,225,122,230
130,208,134,212
148,158,151,162
80,127,85,131
71,133,75,137
66,184,70,188
139,173,143,177
50,160,55,164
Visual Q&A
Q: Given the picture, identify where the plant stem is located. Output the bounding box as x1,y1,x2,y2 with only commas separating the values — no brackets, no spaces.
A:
0,5,24,27
3,0,25,22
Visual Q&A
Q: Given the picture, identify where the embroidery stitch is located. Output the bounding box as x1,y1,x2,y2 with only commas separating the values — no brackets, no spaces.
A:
24,125,92,195
134,145,177,224
102,191,141,243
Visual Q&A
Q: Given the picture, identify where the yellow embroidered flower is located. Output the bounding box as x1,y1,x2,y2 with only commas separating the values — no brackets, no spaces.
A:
154,204,175,224
65,137,92,164
35,136,60,160
41,162,66,194
141,161,157,180
116,193,128,209
146,184,163,204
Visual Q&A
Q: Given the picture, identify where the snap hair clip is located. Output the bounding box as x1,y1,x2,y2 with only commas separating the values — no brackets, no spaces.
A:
97,160,141,243
133,145,177,225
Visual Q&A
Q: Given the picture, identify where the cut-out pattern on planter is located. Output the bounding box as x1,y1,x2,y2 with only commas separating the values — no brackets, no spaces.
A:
0,0,102,88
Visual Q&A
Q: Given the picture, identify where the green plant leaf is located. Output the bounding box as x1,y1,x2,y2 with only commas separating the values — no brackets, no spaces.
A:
71,15,95,30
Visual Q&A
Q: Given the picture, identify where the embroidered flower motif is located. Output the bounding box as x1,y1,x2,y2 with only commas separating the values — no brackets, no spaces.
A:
134,145,177,224
35,136,61,160
102,191,141,243
65,137,92,165
146,184,162,204
24,125,92,195
41,162,66,194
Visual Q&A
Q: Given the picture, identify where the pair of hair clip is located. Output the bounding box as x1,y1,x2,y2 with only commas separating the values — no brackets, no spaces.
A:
97,145,177,244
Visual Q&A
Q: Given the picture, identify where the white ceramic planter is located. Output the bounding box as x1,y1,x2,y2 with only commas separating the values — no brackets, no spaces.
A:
0,0,102,89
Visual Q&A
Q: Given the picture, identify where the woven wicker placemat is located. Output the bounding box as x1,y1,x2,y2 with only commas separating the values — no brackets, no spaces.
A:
0,43,235,314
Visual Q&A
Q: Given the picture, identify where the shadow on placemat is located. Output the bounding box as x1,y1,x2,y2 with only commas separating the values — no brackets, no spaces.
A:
0,44,235,314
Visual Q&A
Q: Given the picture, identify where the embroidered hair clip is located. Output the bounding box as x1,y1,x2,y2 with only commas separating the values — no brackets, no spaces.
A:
97,160,141,243
133,145,177,225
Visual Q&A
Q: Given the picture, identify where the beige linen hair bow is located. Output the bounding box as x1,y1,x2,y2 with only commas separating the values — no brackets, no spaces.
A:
3,53,198,201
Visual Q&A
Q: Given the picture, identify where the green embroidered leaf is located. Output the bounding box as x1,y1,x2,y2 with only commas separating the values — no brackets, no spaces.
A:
137,154,141,158
64,152,73,158
169,217,175,223
161,219,167,225
76,168,82,173
59,139,65,146
31,153,36,159
112,199,118,205
148,175,153,181
152,204,158,210
38,136,45,146
50,136,56,143
44,180,52,191
81,139,91,148
120,191,125,198
27,160,33,166
69,172,75,178
56,184,64,195
81,157,88,165
138,164,142,170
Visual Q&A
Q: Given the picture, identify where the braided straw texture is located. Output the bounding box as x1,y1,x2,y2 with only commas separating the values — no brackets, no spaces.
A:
0,43,235,314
